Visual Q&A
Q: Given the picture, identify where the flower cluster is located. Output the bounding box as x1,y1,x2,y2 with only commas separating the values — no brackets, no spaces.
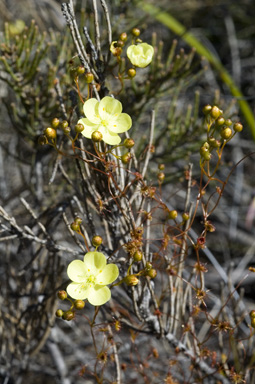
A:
66,251,119,306
78,96,132,145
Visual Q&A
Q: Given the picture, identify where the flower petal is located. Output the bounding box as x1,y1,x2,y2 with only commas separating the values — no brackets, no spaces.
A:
107,113,132,133
87,285,111,306
66,282,89,300
83,98,101,124
97,126,121,145
78,118,99,139
95,264,119,285
67,260,88,282
99,96,122,121
83,252,107,275
127,43,154,68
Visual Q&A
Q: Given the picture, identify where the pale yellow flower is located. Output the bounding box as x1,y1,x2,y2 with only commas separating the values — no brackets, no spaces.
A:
127,43,154,68
78,96,132,145
66,252,119,306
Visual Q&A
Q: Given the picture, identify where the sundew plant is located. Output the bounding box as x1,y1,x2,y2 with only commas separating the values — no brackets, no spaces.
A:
1,1,255,383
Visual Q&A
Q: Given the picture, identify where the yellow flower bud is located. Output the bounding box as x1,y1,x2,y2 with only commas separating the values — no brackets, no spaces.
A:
131,28,140,37
44,127,57,140
92,235,103,247
168,210,178,220
124,275,139,286
233,122,243,132
57,290,67,300
220,127,232,140
92,131,103,142
62,310,75,321
55,309,64,317
127,68,136,78
74,300,85,310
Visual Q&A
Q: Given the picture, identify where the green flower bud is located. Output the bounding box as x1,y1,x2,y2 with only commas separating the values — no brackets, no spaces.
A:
208,136,217,148
202,104,212,115
121,153,132,164
62,126,71,135
168,210,178,220
91,131,103,142
84,72,94,83
44,127,57,140
77,66,85,75
57,290,67,300
38,135,48,145
60,120,69,129
200,147,211,160
71,222,80,232
233,122,243,132
251,318,255,329
220,127,232,140
132,28,140,37
92,235,103,247
250,310,255,319
210,106,222,119
201,150,211,161
133,250,143,262
75,124,84,133
124,275,139,286
119,32,127,42
52,118,60,128
62,310,75,321
56,309,64,317
215,116,225,126
146,262,152,270
74,217,82,225
117,40,125,48
157,172,165,182
127,68,136,78
147,268,157,278
158,164,165,170
182,213,189,221
123,138,135,148
74,300,85,310
225,119,232,127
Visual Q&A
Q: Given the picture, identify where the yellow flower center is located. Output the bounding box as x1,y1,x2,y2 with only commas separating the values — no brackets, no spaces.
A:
87,275,96,284
101,119,107,126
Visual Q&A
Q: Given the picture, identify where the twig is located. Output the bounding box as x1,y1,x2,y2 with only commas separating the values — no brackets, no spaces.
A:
83,27,98,61
99,0,112,62
62,1,100,99
142,110,155,179
165,332,231,384
92,0,101,56
20,197,48,236
47,340,71,384
62,212,86,253
107,325,121,384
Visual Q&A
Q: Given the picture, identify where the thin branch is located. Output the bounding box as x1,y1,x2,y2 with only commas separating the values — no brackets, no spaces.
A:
107,325,121,384
99,0,112,62
141,110,155,179
92,0,101,56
